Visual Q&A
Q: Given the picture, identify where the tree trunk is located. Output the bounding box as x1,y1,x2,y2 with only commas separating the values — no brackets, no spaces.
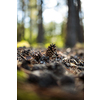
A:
37,0,44,43
65,0,84,47
29,0,33,44
65,0,77,47
22,0,25,40
76,0,84,43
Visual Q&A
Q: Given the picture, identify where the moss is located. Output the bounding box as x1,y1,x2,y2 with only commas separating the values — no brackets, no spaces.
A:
17,90,41,100
17,70,27,82
17,90,65,100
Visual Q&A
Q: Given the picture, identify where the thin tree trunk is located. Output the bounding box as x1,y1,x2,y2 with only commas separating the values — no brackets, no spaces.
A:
65,0,77,47
37,0,44,43
29,0,33,44
76,0,84,43
29,9,33,44
22,0,25,40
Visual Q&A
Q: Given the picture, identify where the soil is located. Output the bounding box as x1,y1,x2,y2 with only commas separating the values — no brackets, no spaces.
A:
17,44,84,100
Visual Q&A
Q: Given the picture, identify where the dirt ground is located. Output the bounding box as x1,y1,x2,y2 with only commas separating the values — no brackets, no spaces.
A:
17,44,84,100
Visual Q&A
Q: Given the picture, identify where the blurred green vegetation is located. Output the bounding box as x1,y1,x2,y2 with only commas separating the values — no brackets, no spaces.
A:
17,70,27,82
17,22,65,48
17,0,84,48
18,90,41,100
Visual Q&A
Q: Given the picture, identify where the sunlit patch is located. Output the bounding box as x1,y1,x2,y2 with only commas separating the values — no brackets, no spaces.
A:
43,9,63,23
75,43,84,48
43,0,57,8
45,43,51,48
17,40,30,48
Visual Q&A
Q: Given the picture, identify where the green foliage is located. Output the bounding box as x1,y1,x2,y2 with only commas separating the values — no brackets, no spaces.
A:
44,22,56,36
17,23,25,41
24,28,30,40
44,35,64,48
24,28,37,44
17,23,65,48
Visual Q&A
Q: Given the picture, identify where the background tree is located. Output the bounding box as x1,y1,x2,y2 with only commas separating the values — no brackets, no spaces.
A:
17,0,84,48
65,0,77,47
17,0,25,41
37,0,44,43
76,0,84,43
21,0,25,39
65,0,84,47
28,0,37,44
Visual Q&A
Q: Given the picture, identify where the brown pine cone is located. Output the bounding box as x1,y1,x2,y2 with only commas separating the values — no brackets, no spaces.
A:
33,51,42,62
46,43,58,57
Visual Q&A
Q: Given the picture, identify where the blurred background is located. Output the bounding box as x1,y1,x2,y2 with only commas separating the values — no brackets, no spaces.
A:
17,0,84,48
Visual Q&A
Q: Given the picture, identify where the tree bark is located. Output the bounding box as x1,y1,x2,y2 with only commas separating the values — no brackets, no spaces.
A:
65,0,84,47
65,0,77,47
76,0,84,43
37,0,44,43
22,0,25,40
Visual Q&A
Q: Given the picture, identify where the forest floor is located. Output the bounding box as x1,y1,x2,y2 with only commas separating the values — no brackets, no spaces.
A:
17,43,84,100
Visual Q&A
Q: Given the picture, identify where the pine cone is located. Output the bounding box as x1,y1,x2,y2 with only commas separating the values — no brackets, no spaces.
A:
46,43,58,57
33,51,42,62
